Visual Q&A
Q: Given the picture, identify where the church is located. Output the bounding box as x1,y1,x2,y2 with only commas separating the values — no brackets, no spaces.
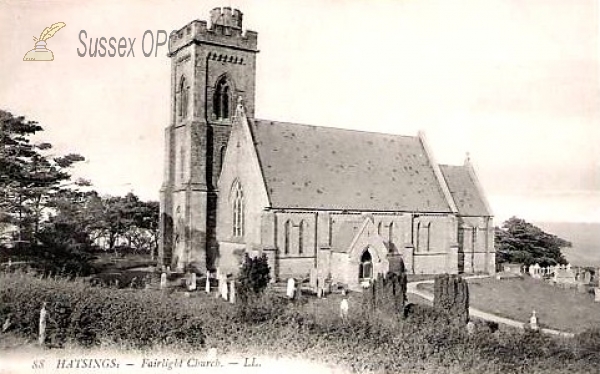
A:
158,8,495,289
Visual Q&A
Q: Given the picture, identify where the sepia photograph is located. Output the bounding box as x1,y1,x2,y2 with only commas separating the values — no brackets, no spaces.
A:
1,1,599,373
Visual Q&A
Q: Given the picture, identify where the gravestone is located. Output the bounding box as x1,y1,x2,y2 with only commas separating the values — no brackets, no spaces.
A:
160,272,167,289
554,266,576,285
286,278,296,299
529,310,538,330
340,297,349,321
205,272,211,293
188,273,197,291
594,288,600,303
38,302,47,345
220,276,228,300
529,264,541,279
466,321,475,335
309,268,318,291
577,283,587,293
229,281,236,304
582,271,592,284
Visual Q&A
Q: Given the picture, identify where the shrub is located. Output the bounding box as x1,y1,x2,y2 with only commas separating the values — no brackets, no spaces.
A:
237,253,271,304
433,273,469,325
362,270,407,314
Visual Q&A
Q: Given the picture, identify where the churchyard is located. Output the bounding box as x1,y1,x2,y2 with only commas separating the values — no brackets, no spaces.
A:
2,261,600,374
418,275,600,334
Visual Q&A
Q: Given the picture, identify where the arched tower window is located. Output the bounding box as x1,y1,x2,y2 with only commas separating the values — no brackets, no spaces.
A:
214,77,231,120
232,181,244,237
179,76,189,118
359,250,373,280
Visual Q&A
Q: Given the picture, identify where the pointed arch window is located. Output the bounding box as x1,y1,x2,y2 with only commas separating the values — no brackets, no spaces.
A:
415,222,421,251
284,220,291,255
213,77,231,120
179,76,189,119
232,181,244,237
298,220,304,255
359,250,373,280
425,222,431,252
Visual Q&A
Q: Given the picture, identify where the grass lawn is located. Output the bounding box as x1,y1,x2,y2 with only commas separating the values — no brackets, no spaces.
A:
418,276,600,333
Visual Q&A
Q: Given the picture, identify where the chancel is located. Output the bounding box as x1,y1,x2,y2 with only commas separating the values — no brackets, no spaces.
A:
158,7,495,289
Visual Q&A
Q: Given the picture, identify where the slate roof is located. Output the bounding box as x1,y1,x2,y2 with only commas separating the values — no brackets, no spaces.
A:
331,220,364,253
248,119,452,212
439,164,490,216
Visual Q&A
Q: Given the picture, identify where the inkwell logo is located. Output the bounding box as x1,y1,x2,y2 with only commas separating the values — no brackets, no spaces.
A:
23,22,66,61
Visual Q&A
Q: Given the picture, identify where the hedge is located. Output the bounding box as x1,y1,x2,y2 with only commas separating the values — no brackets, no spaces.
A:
1,271,599,374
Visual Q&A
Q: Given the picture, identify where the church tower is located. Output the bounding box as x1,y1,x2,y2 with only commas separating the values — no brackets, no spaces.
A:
159,7,258,272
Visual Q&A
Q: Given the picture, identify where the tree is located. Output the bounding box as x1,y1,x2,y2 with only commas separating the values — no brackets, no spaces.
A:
89,193,159,255
495,217,570,266
0,110,86,244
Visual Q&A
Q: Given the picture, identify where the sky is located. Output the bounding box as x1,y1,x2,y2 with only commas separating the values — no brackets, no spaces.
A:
1,0,599,224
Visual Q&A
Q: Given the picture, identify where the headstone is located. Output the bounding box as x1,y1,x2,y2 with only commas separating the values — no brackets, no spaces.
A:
38,302,47,345
309,268,318,291
220,276,228,300
160,272,167,289
530,264,541,279
577,283,587,293
529,310,538,330
340,298,349,321
205,272,211,293
188,273,197,291
229,281,236,304
183,292,190,298
286,278,296,299
466,321,475,335
583,271,592,284
594,288,600,303
554,266,576,285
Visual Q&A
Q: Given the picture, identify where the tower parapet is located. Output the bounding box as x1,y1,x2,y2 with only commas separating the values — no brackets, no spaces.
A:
169,8,257,57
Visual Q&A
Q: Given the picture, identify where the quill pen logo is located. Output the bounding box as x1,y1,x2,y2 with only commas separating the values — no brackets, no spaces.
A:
23,22,66,61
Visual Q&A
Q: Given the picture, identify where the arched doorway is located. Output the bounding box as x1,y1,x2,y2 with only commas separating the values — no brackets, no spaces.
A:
359,249,373,281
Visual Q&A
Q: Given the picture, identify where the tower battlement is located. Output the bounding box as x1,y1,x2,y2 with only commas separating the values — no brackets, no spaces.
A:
210,7,243,29
169,8,257,56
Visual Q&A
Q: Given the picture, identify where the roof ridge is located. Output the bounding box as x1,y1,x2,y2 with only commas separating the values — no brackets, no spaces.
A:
252,117,419,139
